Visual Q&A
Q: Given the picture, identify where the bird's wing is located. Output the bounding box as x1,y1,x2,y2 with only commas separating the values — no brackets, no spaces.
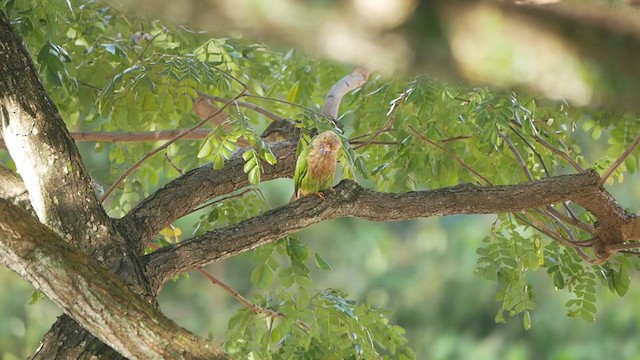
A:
293,145,311,196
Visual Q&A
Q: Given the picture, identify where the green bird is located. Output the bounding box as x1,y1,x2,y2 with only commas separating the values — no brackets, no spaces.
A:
292,131,342,200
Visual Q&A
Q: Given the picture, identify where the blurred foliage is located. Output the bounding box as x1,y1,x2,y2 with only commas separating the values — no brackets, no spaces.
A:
1,0,640,359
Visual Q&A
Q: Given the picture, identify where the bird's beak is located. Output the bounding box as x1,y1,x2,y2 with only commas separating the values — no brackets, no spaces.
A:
319,145,329,155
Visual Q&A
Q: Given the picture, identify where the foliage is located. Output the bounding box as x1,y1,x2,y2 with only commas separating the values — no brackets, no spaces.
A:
2,0,640,358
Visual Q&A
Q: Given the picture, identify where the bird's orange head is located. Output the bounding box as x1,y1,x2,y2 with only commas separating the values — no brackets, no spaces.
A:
314,131,342,156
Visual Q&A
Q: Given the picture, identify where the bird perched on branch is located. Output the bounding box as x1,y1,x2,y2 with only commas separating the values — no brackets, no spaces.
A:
292,131,342,200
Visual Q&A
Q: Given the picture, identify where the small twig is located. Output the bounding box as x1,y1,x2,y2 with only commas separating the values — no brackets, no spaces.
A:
543,208,577,241
409,126,493,186
599,134,640,186
196,91,284,122
137,31,164,61
349,140,398,147
508,125,552,177
189,188,256,214
545,205,593,233
606,241,640,253
499,131,533,181
441,135,472,143
244,94,323,116
195,268,284,318
507,120,582,172
72,129,211,143
210,66,248,89
348,128,402,141
509,119,584,172
500,132,594,238
354,87,411,150
164,153,184,175
532,134,583,172
100,88,248,203
515,213,602,264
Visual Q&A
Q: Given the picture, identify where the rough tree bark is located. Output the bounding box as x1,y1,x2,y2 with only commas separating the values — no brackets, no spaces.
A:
0,11,226,360
0,6,638,360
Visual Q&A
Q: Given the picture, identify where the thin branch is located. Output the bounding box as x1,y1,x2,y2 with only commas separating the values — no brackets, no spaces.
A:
606,241,640,253
508,125,552,176
499,132,594,239
499,131,533,181
354,87,410,150
409,126,493,186
349,140,398,147
514,212,601,264
101,89,247,203
507,122,583,172
196,268,284,318
507,125,592,232
75,129,211,143
164,153,184,175
244,94,322,116
189,188,256,214
545,205,593,233
534,134,584,172
441,135,472,143
348,128,403,141
599,134,640,186
196,91,284,122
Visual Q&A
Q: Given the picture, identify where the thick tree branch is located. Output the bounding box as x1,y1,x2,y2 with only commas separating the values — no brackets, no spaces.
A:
0,163,33,214
118,141,297,246
0,11,117,253
0,11,198,358
144,170,630,291
0,199,227,360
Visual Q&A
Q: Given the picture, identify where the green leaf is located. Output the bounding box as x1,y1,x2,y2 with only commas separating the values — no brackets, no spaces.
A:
314,253,332,271
29,290,45,305
262,149,277,165
197,140,212,159
615,266,630,296
296,287,310,310
523,311,532,330
248,167,261,184
250,264,273,289
287,81,300,103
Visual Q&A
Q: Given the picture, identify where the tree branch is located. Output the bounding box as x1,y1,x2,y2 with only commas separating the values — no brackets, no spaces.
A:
321,67,370,119
0,199,227,360
0,163,33,214
144,170,626,292
599,134,640,186
196,91,284,123
0,11,116,253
